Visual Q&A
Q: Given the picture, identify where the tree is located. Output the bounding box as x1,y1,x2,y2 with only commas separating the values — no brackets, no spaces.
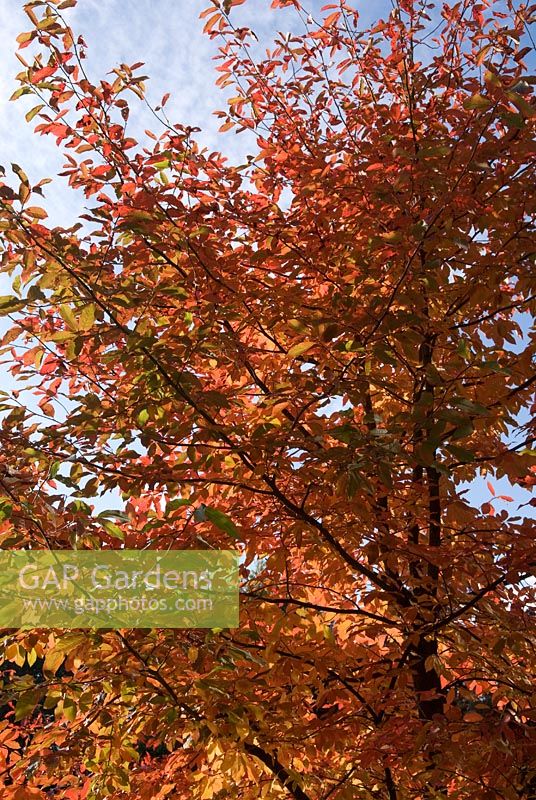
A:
0,0,535,797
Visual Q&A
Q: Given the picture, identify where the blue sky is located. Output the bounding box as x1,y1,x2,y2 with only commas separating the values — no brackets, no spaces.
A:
0,0,533,519
0,0,390,224
0,0,332,222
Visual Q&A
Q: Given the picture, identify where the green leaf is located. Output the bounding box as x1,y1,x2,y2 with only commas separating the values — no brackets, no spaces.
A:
59,304,78,331
25,104,45,123
330,424,357,444
288,318,305,332
452,398,489,416
15,690,41,721
499,110,526,129
100,519,125,540
0,500,13,522
44,649,65,676
98,510,130,522
205,507,240,539
62,698,77,722
0,295,24,314
51,330,76,342
457,339,471,359
450,422,474,440
288,341,314,358
9,87,31,101
53,632,87,654
137,408,150,426
378,461,393,489
508,92,535,119
78,304,96,331
464,94,492,110
446,444,475,463
166,498,192,512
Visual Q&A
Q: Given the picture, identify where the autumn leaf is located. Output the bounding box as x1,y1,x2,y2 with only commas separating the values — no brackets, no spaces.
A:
464,93,492,110
0,1,534,798
288,341,315,358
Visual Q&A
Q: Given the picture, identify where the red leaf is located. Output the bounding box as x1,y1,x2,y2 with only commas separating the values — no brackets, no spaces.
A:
324,11,341,26
31,65,56,83
16,31,34,48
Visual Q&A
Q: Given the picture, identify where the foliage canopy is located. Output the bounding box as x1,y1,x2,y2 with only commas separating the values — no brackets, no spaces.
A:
0,0,535,798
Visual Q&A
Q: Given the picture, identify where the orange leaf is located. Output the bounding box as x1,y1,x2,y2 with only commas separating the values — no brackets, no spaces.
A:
31,65,56,83
16,31,34,48
464,712,483,723
25,206,48,219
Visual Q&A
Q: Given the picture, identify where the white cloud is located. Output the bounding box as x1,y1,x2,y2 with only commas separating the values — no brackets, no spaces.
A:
0,0,391,222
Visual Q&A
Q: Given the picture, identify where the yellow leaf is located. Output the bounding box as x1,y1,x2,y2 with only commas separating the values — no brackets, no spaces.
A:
25,104,44,123
188,646,199,663
381,230,402,243
44,648,64,675
288,341,314,358
78,303,95,331
25,206,48,219
464,93,492,111
16,31,33,45
59,305,78,331
508,92,535,118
